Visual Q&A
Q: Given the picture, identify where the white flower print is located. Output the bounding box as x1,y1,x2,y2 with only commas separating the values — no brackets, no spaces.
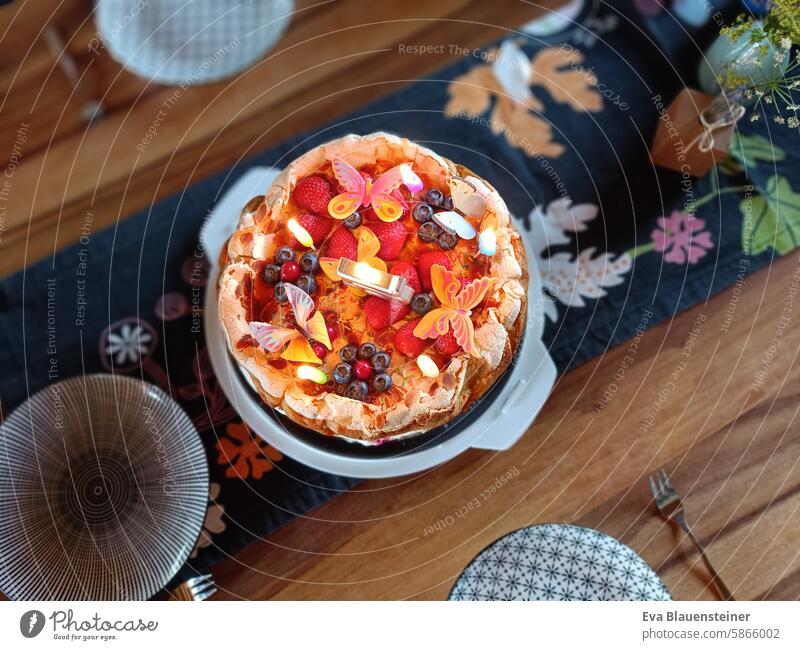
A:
191,482,226,559
104,322,153,364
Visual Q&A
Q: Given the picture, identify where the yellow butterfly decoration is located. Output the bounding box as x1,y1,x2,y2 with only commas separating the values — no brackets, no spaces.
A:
319,227,386,296
413,264,492,356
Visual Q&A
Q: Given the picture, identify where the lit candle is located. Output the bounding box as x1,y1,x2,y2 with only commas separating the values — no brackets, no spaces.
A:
478,228,497,256
287,218,314,248
296,365,328,384
336,258,414,303
417,354,439,378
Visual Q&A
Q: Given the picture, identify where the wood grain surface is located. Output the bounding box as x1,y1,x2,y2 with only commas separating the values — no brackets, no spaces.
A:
1,0,798,601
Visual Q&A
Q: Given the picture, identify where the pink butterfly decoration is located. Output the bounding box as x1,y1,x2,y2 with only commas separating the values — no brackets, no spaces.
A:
327,159,423,222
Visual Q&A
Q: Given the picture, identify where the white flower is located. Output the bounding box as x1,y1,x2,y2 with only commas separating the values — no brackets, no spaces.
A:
775,115,786,124
775,51,785,64
191,483,226,558
788,116,799,128
750,113,760,122
104,322,153,364
781,36,792,50
764,95,773,104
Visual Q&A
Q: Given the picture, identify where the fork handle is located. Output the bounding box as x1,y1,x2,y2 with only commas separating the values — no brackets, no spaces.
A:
673,512,735,601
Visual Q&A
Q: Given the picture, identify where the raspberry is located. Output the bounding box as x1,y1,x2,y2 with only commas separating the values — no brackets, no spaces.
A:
393,319,427,358
290,213,332,247
435,331,461,355
417,251,452,291
364,296,409,330
389,261,421,293
293,176,333,214
324,225,358,260
368,221,408,261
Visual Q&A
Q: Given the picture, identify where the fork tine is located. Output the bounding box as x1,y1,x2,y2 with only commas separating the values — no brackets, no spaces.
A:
186,573,212,588
648,474,659,499
193,585,217,601
660,468,672,491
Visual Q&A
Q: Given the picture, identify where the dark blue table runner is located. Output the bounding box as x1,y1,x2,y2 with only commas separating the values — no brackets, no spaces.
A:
1,0,795,580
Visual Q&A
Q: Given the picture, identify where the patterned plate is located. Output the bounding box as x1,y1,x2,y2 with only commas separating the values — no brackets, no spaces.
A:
450,524,671,601
0,375,209,600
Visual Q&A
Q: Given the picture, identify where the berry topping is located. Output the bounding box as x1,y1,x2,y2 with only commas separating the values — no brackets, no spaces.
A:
369,221,408,261
343,212,362,229
274,282,289,302
358,342,377,359
435,331,461,355
371,351,391,371
372,373,392,392
417,251,453,291
365,296,409,330
410,293,433,314
293,176,333,214
388,261,421,293
292,213,331,247
280,261,301,282
311,341,328,360
417,221,441,243
353,359,373,380
275,246,296,265
332,363,352,385
346,380,369,401
299,252,320,274
437,230,458,250
339,344,358,363
394,319,427,357
324,225,358,260
262,264,281,284
296,274,317,294
326,323,338,342
425,188,444,206
412,202,433,223
442,195,455,211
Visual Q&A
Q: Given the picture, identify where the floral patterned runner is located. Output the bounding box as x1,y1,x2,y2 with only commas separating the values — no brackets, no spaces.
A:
0,0,795,582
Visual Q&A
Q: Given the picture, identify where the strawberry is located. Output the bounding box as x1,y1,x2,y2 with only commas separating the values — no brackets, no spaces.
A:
393,318,427,358
324,225,357,259
389,261,421,293
364,296,409,330
368,221,408,261
417,251,452,291
435,330,461,355
289,212,332,247
293,176,333,214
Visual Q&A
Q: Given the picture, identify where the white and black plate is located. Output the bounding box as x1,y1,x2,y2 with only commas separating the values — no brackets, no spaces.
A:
0,374,209,600
450,524,671,601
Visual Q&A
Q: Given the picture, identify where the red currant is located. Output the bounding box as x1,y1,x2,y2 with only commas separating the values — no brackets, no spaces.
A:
281,261,301,282
311,341,328,361
353,359,373,380
326,323,337,342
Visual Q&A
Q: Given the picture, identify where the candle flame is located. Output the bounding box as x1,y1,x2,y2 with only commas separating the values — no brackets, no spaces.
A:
296,365,328,384
417,354,439,378
353,261,387,285
288,218,314,248
478,228,497,256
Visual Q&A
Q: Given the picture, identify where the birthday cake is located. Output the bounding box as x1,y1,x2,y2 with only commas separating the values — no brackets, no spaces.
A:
217,133,528,442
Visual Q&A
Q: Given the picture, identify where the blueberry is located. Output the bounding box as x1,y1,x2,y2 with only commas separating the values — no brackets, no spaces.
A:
346,380,369,401
411,293,433,314
339,344,358,363
343,212,362,229
335,383,348,396
412,202,433,223
262,264,281,284
372,373,392,392
418,221,441,243
296,274,317,294
275,246,296,265
332,362,352,385
437,230,458,250
425,189,444,206
274,282,289,302
358,342,377,359
442,195,454,211
299,252,319,274
371,350,391,371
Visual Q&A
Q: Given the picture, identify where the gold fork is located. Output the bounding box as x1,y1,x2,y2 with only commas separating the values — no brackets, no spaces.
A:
649,468,735,601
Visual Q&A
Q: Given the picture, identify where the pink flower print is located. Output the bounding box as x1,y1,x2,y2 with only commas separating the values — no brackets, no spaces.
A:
651,212,713,264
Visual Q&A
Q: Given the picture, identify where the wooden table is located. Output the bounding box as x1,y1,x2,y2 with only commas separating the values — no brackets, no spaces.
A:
2,0,798,601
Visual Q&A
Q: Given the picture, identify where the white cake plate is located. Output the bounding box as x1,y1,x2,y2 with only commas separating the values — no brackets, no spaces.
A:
203,167,556,478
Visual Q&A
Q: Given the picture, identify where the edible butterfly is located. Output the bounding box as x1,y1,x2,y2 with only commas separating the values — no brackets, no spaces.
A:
413,264,492,356
319,227,386,296
249,283,331,364
327,159,423,222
